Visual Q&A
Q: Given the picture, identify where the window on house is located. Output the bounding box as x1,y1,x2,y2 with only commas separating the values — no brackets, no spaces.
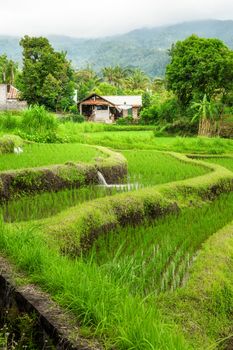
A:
96,105,108,110
128,108,133,116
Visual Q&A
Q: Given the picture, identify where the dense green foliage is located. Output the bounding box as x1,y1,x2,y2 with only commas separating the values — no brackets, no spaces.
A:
19,36,75,110
20,105,58,139
166,35,233,105
0,221,189,350
0,54,18,85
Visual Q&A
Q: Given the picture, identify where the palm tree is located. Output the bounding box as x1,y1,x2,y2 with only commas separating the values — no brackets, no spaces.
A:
191,94,219,136
124,69,150,91
102,65,132,88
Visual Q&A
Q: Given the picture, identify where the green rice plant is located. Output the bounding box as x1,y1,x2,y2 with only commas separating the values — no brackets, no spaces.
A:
0,221,190,350
0,143,104,171
1,186,123,222
88,191,233,296
198,156,233,172
57,124,233,154
122,150,208,186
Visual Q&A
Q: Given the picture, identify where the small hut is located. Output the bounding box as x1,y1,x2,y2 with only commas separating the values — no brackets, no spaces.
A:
78,94,142,123
0,84,27,111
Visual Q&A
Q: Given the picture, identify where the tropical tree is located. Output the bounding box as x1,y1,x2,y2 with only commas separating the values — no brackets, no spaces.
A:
75,66,101,100
124,69,150,91
20,36,75,110
102,65,131,87
166,35,233,106
0,54,18,85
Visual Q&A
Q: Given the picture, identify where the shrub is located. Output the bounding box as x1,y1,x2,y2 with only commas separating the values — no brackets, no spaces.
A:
0,136,15,154
21,105,57,135
0,112,20,131
116,116,135,125
140,105,159,124
157,98,182,122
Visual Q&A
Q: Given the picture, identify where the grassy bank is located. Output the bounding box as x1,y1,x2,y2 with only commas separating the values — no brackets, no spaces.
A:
57,124,233,153
88,192,233,296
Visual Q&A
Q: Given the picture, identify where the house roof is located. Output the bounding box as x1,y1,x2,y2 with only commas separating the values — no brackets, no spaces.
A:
7,85,20,100
102,96,142,107
78,94,142,108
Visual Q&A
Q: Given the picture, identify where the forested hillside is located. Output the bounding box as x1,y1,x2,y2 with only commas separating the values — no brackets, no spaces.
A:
1,19,233,76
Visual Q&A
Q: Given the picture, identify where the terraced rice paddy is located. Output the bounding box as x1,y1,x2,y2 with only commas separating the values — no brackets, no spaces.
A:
1,186,120,222
88,191,233,296
199,156,233,172
1,132,233,350
122,150,208,186
0,143,104,171
0,150,209,222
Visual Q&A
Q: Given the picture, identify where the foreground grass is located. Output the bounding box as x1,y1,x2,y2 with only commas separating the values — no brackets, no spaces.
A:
122,150,207,186
0,222,189,350
0,143,104,171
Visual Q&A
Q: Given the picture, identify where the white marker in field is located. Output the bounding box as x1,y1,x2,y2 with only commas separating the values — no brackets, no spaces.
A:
14,147,23,154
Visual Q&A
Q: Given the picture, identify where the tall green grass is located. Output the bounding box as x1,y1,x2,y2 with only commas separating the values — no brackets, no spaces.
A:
0,222,189,350
122,150,208,186
198,156,233,172
57,125,233,154
88,192,233,296
0,143,104,171
1,186,124,222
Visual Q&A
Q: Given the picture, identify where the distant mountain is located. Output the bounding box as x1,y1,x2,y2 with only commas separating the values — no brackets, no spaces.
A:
1,20,233,77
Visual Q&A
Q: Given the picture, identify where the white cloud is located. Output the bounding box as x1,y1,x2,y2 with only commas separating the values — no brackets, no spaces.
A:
0,0,233,37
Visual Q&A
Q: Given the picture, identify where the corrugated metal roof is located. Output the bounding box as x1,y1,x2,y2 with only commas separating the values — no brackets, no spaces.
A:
102,96,142,107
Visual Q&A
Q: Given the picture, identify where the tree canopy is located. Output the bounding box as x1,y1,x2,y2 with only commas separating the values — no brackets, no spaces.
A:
166,35,233,105
20,36,75,111
0,54,18,85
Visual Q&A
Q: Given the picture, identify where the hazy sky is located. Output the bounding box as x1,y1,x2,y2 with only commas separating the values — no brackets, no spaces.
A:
1,0,233,38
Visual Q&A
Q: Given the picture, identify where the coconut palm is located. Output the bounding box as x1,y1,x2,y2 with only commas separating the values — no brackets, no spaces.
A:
124,69,150,91
102,65,131,87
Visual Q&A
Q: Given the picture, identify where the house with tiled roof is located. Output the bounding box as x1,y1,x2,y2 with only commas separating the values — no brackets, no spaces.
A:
78,93,142,123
